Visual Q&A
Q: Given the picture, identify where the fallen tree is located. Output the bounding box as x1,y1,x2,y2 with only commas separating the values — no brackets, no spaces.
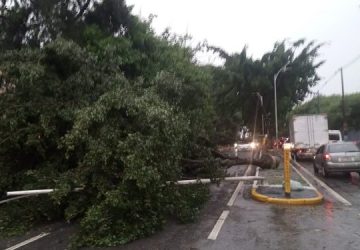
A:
0,36,217,247
182,149,280,173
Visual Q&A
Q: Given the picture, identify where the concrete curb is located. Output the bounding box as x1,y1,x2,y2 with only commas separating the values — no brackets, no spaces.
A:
251,187,323,205
251,154,324,205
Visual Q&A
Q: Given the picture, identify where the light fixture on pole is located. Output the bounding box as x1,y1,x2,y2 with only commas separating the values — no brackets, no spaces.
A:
273,62,290,145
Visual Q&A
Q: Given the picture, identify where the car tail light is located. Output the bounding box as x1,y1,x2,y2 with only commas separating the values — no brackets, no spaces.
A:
323,153,331,161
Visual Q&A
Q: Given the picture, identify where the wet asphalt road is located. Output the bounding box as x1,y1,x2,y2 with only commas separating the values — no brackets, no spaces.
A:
3,152,360,250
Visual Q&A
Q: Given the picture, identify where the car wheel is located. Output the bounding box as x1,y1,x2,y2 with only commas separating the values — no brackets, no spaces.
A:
322,166,329,178
313,163,319,174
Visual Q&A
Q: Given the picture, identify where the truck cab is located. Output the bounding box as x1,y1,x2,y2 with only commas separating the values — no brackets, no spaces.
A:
328,130,342,142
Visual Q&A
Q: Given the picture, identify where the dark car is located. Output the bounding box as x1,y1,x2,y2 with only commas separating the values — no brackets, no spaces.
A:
313,142,360,177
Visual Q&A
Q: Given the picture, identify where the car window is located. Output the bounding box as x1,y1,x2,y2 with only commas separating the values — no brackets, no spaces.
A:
329,134,340,141
328,144,360,153
317,146,324,154
316,147,320,154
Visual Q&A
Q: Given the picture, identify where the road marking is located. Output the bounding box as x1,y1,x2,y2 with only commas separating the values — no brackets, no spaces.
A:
209,164,252,240
5,232,50,250
292,161,352,206
244,164,253,176
207,210,229,240
227,164,252,206
227,181,243,206
291,165,317,189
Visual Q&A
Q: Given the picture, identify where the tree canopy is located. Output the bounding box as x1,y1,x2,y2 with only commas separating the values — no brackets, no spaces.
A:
292,93,360,131
210,40,323,143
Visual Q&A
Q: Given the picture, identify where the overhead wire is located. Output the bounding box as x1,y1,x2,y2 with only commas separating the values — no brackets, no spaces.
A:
342,53,360,70
316,53,360,92
317,69,340,91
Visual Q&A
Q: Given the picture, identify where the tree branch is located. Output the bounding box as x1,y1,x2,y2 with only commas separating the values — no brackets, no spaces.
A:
75,0,91,20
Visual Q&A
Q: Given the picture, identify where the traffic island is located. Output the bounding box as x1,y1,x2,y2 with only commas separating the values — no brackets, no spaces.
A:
251,185,323,205
251,144,323,205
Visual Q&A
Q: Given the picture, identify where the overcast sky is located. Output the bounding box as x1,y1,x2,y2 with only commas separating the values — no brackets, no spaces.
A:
126,0,360,97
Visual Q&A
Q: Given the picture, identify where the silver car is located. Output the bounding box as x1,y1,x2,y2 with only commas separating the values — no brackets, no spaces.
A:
313,142,360,177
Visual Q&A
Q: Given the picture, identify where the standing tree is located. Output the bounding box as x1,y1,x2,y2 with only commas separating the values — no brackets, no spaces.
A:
211,39,323,140
0,0,133,50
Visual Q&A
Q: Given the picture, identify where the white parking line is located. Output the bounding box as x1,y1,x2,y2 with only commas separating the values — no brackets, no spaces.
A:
5,232,50,250
227,164,252,206
208,164,252,241
227,181,243,206
293,161,352,206
207,210,229,240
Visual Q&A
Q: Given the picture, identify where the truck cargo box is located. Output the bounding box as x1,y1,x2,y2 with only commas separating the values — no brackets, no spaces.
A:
290,114,329,159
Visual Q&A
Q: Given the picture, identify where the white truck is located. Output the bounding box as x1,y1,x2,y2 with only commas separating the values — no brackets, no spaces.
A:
289,114,329,160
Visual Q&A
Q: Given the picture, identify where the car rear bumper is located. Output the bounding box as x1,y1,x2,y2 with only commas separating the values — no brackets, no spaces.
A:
296,152,314,160
325,162,360,172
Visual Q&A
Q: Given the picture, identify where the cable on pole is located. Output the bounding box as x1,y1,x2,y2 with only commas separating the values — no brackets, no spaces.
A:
343,54,360,70
317,69,340,91
315,53,360,93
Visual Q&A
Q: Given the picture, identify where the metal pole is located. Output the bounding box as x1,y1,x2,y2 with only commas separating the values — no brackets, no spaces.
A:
283,144,292,197
274,74,279,144
6,187,84,196
253,98,259,142
340,68,347,140
256,92,264,135
317,91,320,113
341,68,345,118
169,176,265,185
273,62,289,146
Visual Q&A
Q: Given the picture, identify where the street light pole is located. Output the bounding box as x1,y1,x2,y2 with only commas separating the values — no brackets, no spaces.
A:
256,92,264,135
273,62,290,145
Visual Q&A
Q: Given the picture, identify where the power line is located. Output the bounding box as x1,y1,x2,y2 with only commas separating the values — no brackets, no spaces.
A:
317,69,340,91
343,54,360,70
316,53,360,92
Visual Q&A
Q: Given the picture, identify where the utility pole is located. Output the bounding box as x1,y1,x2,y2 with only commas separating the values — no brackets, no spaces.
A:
317,91,320,113
340,68,347,140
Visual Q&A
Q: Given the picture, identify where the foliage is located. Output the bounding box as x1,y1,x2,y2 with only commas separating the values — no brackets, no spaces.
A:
292,93,360,130
165,184,209,223
0,0,133,50
210,40,323,142
0,196,63,238
0,39,118,192
58,84,186,246
0,1,214,246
